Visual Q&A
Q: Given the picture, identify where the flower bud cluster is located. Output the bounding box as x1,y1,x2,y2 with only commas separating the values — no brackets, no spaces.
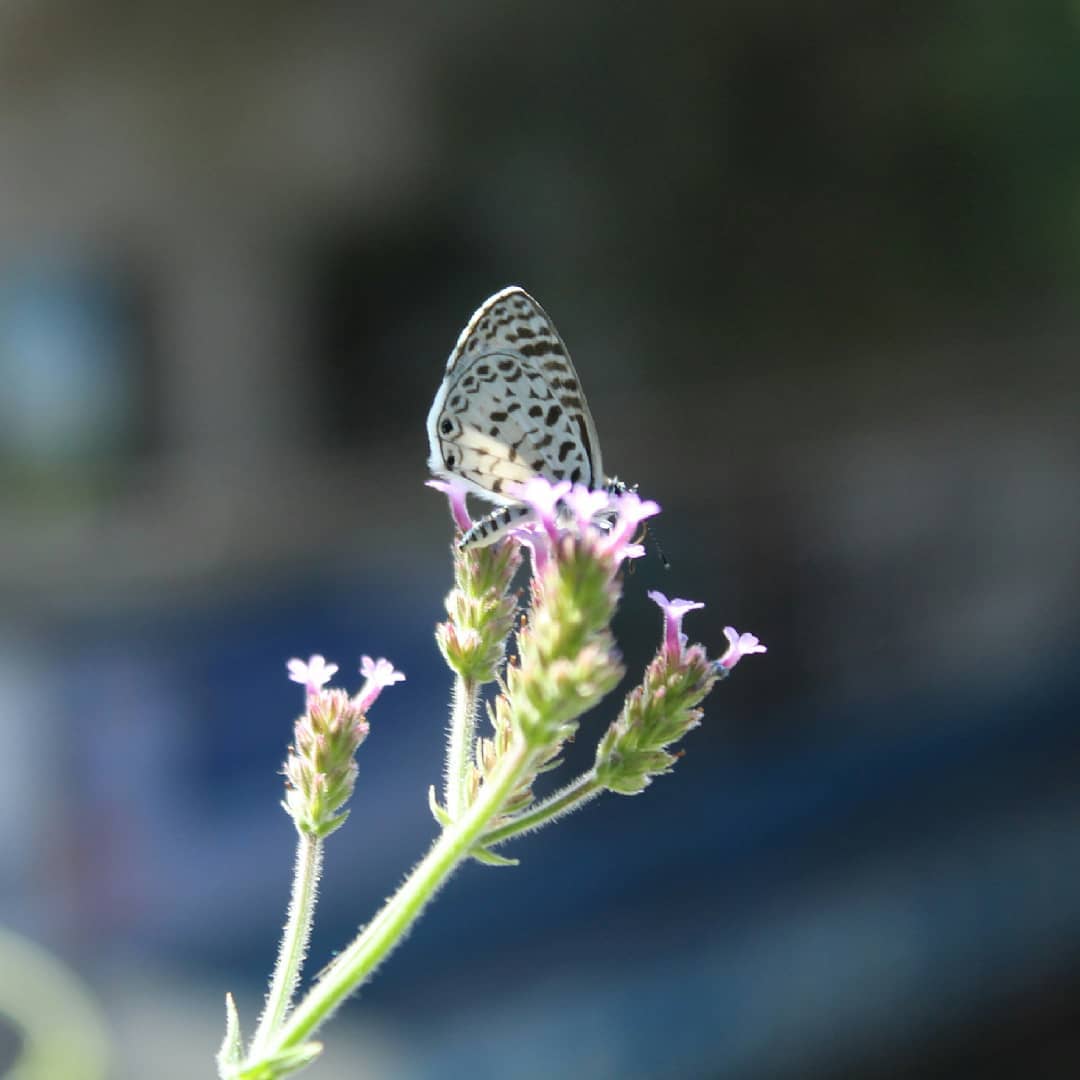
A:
508,534,625,750
431,480,521,686
594,592,765,794
283,689,368,838
594,642,716,795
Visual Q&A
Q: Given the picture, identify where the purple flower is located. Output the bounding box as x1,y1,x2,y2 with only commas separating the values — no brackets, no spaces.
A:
509,477,572,542
426,477,473,533
355,655,406,712
648,591,705,661
563,484,613,532
287,654,339,695
510,519,553,576
718,627,767,670
600,490,661,562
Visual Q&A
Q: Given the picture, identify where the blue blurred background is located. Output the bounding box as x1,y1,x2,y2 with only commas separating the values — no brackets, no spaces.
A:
2,3,1079,1078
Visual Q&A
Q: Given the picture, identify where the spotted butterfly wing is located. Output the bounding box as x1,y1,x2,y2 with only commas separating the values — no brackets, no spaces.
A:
427,287,606,545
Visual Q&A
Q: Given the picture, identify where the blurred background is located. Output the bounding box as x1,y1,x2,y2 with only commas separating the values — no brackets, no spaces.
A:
1,1,1079,1077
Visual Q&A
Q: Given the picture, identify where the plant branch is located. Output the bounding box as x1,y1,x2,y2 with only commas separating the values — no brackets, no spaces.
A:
246,736,537,1072
480,771,604,848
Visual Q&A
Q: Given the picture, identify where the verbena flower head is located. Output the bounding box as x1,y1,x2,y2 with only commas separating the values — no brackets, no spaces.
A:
287,654,338,695
283,654,403,838
506,476,658,570
718,627,768,670
595,591,767,794
426,476,473,534
647,591,706,662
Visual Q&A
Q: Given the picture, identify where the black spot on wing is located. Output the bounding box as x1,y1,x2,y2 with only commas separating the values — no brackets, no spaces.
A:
572,414,594,483
520,341,566,358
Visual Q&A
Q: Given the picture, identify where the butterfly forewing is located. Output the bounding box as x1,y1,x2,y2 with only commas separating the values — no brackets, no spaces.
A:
426,287,604,506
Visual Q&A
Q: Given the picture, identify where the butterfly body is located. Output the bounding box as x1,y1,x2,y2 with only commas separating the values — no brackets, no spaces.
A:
427,286,611,547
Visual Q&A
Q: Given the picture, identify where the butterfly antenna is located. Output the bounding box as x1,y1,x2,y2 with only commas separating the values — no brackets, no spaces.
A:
646,522,671,570
654,531,671,570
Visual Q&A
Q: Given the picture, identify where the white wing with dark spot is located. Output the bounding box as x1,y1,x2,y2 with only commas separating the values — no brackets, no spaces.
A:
426,287,605,509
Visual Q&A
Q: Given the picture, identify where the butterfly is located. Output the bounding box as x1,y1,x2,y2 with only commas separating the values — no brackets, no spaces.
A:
427,286,623,548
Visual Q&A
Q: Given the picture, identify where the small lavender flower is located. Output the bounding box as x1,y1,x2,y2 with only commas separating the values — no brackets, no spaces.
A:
598,490,660,563
647,591,706,662
356,655,405,712
509,520,553,577
718,627,768,670
510,477,572,542
426,477,473,534
287,655,339,696
562,484,612,532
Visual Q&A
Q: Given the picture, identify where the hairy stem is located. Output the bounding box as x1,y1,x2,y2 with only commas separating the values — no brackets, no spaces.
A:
444,675,479,820
250,736,536,1068
250,830,323,1054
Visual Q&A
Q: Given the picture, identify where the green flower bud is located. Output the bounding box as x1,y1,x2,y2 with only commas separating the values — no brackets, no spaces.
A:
436,539,521,684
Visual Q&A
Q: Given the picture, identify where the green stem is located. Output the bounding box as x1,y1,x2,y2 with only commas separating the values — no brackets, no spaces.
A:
249,830,323,1055
444,674,479,819
480,771,604,848
250,736,537,1068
